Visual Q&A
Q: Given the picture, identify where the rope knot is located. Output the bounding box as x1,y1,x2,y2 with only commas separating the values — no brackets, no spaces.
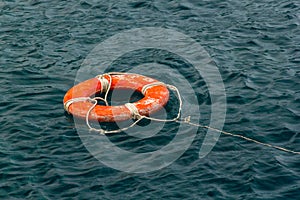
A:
95,74,110,93
125,103,142,120
184,116,191,123
89,127,105,135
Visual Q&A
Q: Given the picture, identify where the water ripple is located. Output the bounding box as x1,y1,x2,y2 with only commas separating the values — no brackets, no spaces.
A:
1,0,300,199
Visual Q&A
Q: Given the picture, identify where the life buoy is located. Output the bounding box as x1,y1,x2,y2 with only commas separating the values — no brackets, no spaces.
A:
63,73,170,122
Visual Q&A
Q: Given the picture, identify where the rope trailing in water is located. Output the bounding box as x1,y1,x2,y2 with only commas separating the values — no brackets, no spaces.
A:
178,117,300,155
71,72,300,155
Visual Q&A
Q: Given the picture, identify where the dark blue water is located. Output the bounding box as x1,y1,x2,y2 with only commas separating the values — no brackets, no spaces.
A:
1,0,300,199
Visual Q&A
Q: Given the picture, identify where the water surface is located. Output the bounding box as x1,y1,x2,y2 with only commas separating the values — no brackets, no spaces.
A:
1,0,300,199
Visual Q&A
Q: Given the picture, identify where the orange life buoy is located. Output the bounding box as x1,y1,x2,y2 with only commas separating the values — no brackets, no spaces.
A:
63,73,170,122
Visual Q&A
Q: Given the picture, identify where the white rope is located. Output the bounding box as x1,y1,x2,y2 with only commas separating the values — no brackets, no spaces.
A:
66,72,300,155
95,74,110,93
85,72,182,134
64,74,111,113
141,84,182,122
95,73,112,106
83,72,145,134
124,103,142,120
67,72,183,134
85,98,145,134
141,82,165,95
177,117,300,155
64,97,93,113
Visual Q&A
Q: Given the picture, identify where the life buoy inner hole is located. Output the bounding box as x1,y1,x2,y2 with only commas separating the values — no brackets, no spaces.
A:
94,89,144,106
